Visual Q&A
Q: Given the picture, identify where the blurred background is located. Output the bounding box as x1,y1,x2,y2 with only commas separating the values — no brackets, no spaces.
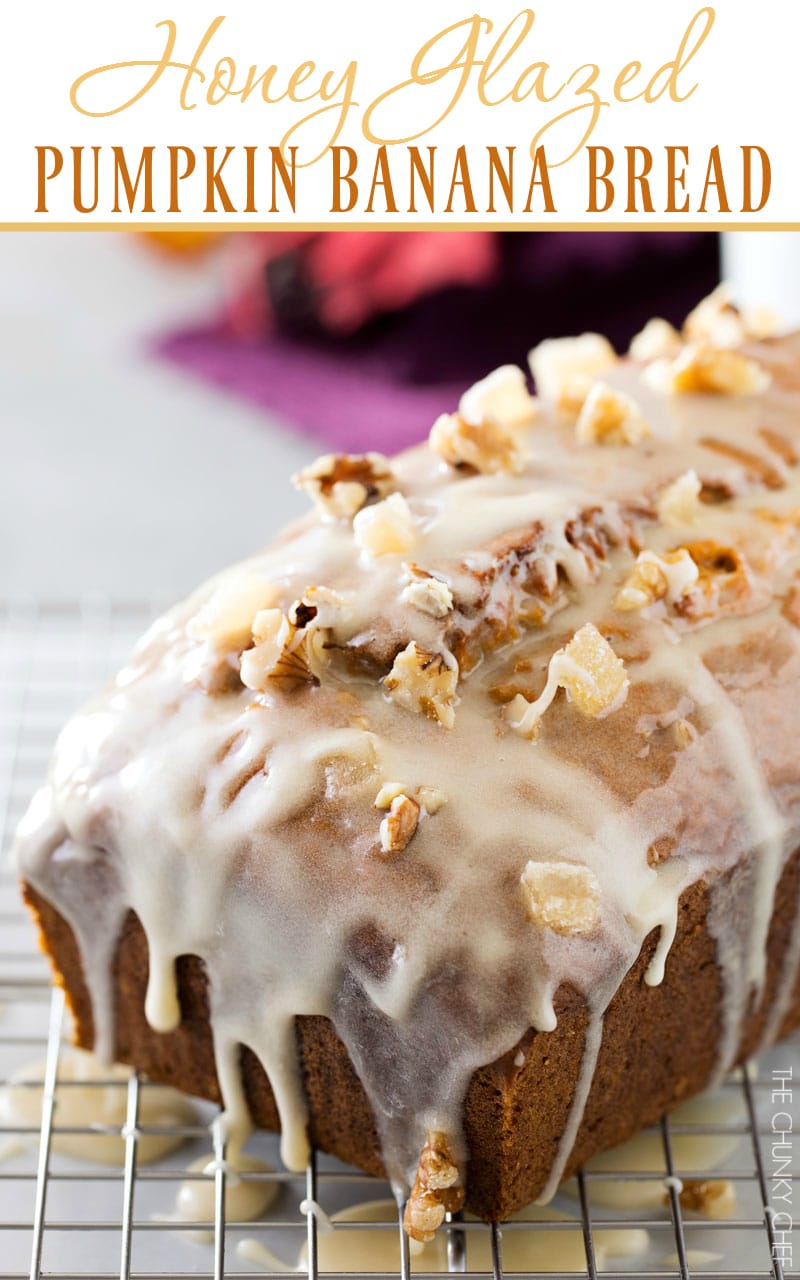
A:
2,229,795,606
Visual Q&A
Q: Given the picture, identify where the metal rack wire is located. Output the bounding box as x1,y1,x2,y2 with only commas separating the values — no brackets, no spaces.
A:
1,599,798,1279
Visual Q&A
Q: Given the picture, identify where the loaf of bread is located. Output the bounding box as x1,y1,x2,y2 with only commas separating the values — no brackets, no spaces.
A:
16,288,800,1239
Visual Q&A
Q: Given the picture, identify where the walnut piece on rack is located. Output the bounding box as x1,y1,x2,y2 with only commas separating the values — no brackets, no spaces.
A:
643,343,771,396
429,412,525,475
292,451,395,519
187,573,279,650
674,1178,736,1220
384,642,459,728
505,622,629,737
615,549,699,612
528,333,617,415
520,859,601,936
353,493,419,557
657,470,702,527
403,1131,464,1243
379,794,421,854
575,381,651,446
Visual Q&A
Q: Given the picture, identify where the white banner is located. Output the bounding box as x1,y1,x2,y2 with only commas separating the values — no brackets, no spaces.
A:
4,0,799,226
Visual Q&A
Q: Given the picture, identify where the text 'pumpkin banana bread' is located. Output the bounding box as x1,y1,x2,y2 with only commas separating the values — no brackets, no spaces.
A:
16,286,800,1239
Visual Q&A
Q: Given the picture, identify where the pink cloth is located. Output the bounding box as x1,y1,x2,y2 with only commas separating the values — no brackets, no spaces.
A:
227,232,498,336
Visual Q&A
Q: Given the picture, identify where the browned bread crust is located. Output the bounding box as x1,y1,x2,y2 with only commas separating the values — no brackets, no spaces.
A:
23,846,800,1221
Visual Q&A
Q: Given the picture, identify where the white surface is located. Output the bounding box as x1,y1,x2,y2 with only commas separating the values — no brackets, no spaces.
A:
0,232,319,603
722,231,800,327
6,2,799,225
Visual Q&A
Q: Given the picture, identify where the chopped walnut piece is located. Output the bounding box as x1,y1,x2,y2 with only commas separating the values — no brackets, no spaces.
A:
404,1190,447,1242
575,381,651,446
458,364,537,429
643,342,771,396
375,781,447,817
677,540,751,621
374,781,407,810
683,284,778,347
187,574,279,650
528,333,617,415
783,583,800,628
403,1132,464,1243
505,623,628,737
292,451,394,519
384,642,459,729
520,860,601,936
240,608,327,693
674,1178,736,1221
379,794,421,853
429,412,524,475
291,585,351,631
657,470,702,527
615,549,699,612
353,493,419,557
629,317,682,362
401,564,454,618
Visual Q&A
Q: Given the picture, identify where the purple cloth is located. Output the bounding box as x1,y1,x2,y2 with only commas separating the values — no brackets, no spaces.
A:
159,232,718,453
160,328,464,453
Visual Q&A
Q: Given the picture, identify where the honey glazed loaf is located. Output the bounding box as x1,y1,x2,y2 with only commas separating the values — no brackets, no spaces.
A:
16,287,800,1237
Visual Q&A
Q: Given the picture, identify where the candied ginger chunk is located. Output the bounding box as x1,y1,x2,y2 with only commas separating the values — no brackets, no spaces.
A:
506,623,628,737
458,364,536,430
353,493,419,557
528,333,617,415
629,317,682,362
657,470,701,527
520,860,600,936
188,574,279,650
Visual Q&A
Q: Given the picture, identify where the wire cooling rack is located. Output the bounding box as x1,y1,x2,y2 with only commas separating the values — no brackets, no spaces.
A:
1,599,799,1280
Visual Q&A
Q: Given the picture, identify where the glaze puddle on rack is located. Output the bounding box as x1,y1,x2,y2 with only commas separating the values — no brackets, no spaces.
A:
0,600,798,1279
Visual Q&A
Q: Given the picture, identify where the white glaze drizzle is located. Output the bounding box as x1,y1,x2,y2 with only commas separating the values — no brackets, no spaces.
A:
14,329,800,1217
